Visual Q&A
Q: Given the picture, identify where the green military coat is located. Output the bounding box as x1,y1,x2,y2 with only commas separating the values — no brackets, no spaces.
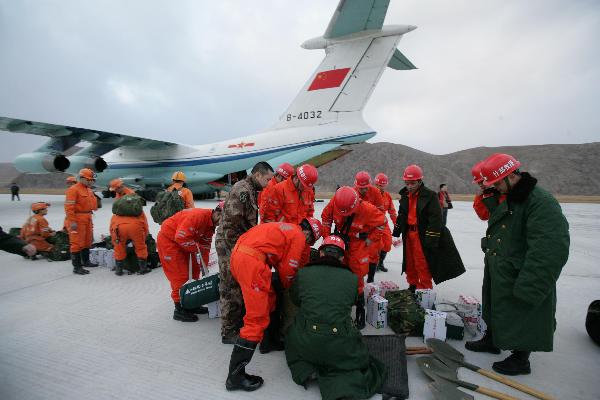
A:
285,257,386,400
483,173,570,351
0,226,27,255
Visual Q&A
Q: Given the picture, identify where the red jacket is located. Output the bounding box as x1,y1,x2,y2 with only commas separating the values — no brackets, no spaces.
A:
262,177,314,224
356,185,384,211
381,190,397,224
259,178,278,222
159,208,215,266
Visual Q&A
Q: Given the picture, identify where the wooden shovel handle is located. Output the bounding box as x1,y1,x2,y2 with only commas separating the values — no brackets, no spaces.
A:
476,386,521,400
478,368,555,400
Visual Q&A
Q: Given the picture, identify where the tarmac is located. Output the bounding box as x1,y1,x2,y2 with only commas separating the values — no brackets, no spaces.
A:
0,194,598,400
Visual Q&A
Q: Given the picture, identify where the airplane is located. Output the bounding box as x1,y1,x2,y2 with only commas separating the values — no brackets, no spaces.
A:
0,0,416,200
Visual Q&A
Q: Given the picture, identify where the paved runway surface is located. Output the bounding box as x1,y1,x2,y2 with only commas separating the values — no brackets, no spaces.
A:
0,195,598,399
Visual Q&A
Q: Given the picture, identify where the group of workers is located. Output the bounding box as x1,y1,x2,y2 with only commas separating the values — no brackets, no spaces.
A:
7,151,570,396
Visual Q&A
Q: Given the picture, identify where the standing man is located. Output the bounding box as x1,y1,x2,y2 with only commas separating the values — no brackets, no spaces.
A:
476,153,569,375
258,162,294,222
225,220,322,392
10,182,20,201
167,171,195,209
321,186,385,329
65,168,99,275
217,161,274,344
438,183,452,226
374,173,397,272
157,204,223,321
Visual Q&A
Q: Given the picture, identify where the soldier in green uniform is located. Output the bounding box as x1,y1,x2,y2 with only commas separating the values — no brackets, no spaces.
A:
285,235,387,399
216,162,274,344
478,153,570,375
0,226,36,257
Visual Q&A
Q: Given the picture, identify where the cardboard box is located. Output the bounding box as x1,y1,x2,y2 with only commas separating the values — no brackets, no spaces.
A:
458,295,481,331
103,249,115,269
367,295,388,329
364,282,381,301
89,248,101,266
415,289,437,310
378,280,400,297
206,301,221,319
424,309,447,341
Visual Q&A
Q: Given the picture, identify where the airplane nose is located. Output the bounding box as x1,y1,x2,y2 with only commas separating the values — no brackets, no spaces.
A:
407,25,417,32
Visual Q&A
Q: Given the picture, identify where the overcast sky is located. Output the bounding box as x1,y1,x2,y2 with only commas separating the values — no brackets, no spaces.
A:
0,0,598,161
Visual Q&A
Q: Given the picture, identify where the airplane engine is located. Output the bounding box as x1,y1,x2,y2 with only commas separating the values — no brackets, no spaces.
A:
14,152,70,173
68,155,108,173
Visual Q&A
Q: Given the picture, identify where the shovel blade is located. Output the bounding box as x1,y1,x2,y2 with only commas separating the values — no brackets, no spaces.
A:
429,381,475,400
426,338,466,364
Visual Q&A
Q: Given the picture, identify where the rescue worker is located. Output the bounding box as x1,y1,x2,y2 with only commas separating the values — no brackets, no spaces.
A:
258,162,294,222
65,168,99,275
157,203,223,322
285,235,387,399
63,176,77,231
321,186,385,329
109,179,150,276
167,171,195,209
374,173,397,272
216,161,274,344
353,171,385,283
225,218,322,392
21,202,55,257
0,226,36,257
476,153,569,375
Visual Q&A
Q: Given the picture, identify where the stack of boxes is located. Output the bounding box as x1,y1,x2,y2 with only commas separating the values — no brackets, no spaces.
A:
366,295,388,329
415,289,437,310
458,295,483,334
423,310,447,341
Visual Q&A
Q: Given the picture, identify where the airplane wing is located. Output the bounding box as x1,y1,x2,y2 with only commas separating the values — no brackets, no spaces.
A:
324,0,390,38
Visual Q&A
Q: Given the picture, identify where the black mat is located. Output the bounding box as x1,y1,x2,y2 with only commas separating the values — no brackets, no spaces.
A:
362,334,409,399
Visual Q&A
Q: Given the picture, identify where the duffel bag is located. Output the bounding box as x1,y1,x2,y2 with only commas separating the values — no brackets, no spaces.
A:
385,289,425,336
180,253,219,309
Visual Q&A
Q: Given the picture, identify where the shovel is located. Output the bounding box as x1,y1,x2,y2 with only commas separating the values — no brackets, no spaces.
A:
416,356,521,400
429,380,475,400
426,339,555,400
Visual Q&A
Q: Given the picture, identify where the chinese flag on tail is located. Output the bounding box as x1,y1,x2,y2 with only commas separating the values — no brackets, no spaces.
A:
308,67,351,91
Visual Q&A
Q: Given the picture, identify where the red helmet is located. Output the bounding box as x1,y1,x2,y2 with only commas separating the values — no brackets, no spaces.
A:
304,217,323,243
66,176,77,184
480,153,521,185
79,168,97,180
403,164,423,181
374,173,389,186
319,235,346,252
354,171,372,188
31,202,50,212
297,164,318,188
334,186,360,216
109,178,124,191
471,161,485,184
276,162,294,180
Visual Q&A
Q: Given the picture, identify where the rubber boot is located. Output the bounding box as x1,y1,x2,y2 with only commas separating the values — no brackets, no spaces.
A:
355,297,366,330
173,302,198,322
225,338,264,391
408,285,416,294
259,309,285,354
465,331,501,354
71,252,89,275
366,263,377,283
115,260,124,276
188,306,209,314
137,258,151,275
377,251,388,272
492,351,531,375
80,248,98,268
222,334,239,345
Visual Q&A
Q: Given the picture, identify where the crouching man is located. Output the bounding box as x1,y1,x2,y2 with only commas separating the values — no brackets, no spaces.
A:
225,218,322,392
21,202,55,258
285,235,387,400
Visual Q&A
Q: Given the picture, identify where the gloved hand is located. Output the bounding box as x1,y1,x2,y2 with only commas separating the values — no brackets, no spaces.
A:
423,235,439,250
22,244,36,257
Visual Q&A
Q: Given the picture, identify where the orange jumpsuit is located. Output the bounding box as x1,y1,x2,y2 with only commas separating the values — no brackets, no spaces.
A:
258,178,278,221
356,185,385,264
405,191,433,289
110,196,149,261
65,182,98,253
322,200,385,294
116,187,135,198
230,222,306,342
22,214,54,252
380,191,398,252
157,208,214,303
167,183,195,209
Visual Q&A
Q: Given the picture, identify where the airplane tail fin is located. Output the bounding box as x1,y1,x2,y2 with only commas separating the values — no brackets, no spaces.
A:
272,1,416,130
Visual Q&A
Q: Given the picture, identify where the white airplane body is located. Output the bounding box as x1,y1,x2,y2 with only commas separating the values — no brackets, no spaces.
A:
0,0,417,197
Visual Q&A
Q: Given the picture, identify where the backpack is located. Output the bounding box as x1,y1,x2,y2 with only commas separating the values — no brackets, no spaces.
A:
8,227,21,238
150,190,185,224
385,289,426,336
112,194,144,217
46,231,71,261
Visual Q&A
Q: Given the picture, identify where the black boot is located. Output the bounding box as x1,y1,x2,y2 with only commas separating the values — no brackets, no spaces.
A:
355,297,366,330
377,251,388,272
492,351,531,375
80,248,98,268
71,252,89,275
173,302,198,322
367,263,376,283
465,332,501,354
226,338,264,391
222,334,239,345
259,310,285,354
408,284,416,294
188,306,209,314
115,260,124,276
137,258,151,275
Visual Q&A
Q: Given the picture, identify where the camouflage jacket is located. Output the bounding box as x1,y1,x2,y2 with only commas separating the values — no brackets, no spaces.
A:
216,175,263,250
